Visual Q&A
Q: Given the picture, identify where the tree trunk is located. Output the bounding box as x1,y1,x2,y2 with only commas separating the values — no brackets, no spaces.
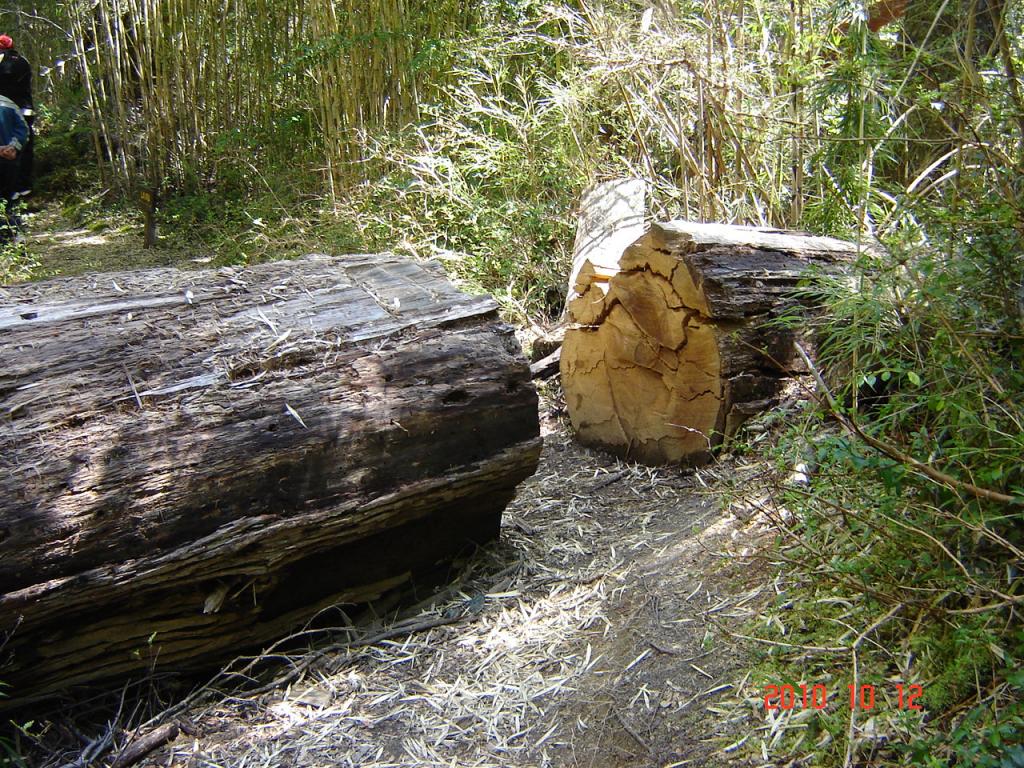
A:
561,221,858,464
0,254,541,706
567,178,646,303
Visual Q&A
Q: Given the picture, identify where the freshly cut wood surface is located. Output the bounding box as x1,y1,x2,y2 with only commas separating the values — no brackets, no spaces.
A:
0,254,541,705
562,221,857,464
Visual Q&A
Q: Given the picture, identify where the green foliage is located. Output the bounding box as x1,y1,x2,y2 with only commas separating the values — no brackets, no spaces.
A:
0,683,26,768
732,0,1024,761
743,223,1024,760
0,235,37,284
32,100,98,195
908,677,1024,767
0,729,25,768
157,188,365,266
347,25,585,317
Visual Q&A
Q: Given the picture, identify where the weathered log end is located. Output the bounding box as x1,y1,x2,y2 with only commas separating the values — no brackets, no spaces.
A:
561,221,858,465
0,253,541,706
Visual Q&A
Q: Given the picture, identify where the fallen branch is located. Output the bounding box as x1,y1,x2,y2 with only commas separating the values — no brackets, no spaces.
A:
110,723,180,768
794,343,1022,507
530,347,561,379
57,722,117,768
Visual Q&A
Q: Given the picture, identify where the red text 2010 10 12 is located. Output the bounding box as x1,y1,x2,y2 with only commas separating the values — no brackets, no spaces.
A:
763,683,924,711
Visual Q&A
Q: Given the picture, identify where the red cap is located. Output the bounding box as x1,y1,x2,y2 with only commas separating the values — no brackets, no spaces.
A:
0,36,12,50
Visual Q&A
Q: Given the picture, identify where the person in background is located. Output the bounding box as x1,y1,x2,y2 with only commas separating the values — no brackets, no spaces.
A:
0,35,32,200
0,90,27,242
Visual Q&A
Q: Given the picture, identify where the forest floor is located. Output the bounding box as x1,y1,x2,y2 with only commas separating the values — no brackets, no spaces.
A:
20,206,786,768
26,204,213,278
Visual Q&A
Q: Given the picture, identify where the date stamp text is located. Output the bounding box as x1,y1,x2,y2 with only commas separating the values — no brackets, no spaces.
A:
763,683,924,711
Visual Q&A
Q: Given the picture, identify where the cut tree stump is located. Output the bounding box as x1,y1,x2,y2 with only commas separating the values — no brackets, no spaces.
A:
561,221,858,464
0,253,541,707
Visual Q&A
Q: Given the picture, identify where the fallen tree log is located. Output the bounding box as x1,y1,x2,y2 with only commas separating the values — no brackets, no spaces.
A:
561,221,858,464
567,178,646,302
0,253,541,706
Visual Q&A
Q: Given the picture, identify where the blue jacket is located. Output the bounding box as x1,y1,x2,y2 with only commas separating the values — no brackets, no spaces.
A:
0,95,27,151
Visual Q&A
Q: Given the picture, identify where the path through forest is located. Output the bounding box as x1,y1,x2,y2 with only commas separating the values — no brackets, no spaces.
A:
27,205,212,277
131,408,770,768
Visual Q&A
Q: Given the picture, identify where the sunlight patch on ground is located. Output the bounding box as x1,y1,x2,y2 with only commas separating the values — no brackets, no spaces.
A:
25,205,204,276
35,228,113,247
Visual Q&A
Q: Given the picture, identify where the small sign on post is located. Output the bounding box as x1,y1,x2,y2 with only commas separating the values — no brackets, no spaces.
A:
140,187,157,248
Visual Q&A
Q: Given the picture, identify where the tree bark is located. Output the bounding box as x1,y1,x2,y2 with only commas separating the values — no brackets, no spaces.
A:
561,221,858,464
0,253,541,706
567,178,646,302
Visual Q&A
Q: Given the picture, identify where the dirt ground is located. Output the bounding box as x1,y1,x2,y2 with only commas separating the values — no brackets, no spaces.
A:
16,208,780,768
26,205,213,278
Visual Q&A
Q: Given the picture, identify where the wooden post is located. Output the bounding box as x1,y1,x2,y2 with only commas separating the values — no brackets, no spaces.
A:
140,186,157,248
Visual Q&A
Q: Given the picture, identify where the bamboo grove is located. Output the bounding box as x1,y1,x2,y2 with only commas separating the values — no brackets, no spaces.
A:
3,0,1014,234
39,0,840,224
59,0,474,196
